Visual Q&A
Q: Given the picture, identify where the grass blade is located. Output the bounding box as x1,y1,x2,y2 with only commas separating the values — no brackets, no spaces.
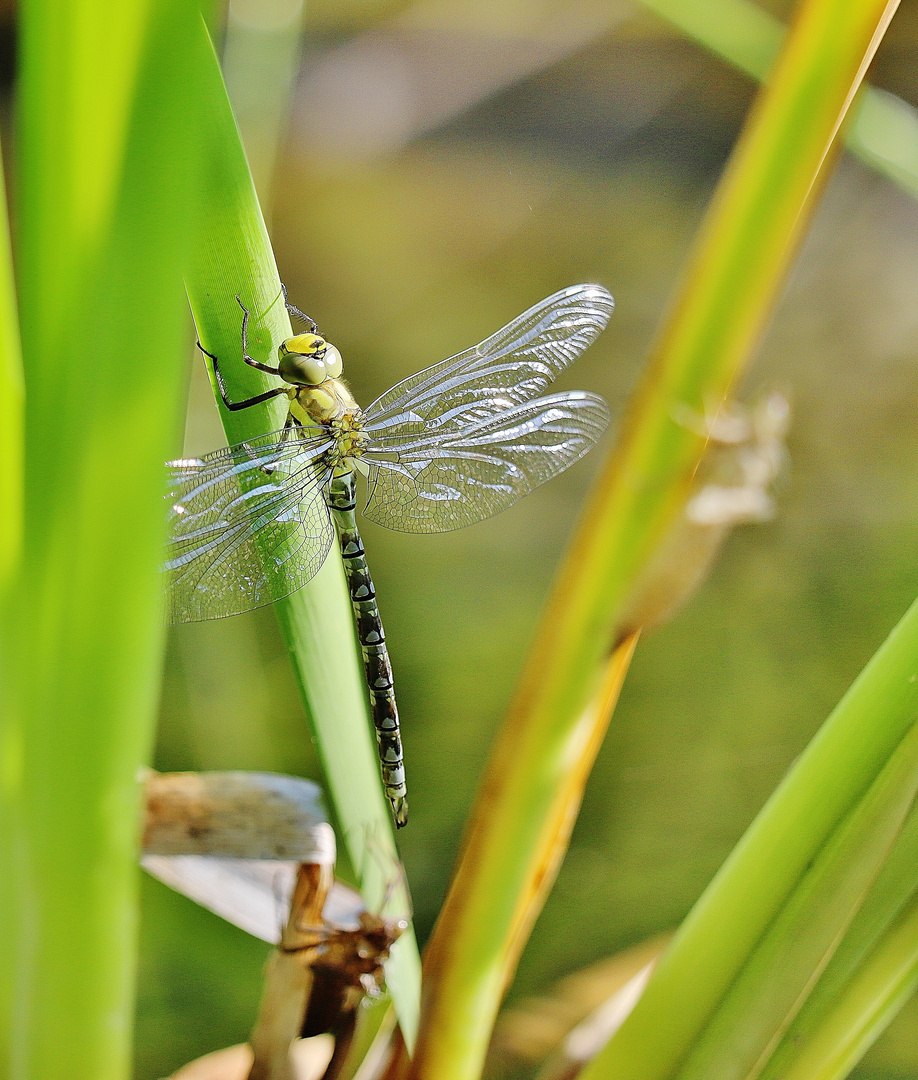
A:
0,126,22,593
183,19,420,1044
639,0,918,199
765,893,918,1080
672,719,918,1080
582,588,918,1080
755,796,918,1078
0,114,24,1075
398,1,901,1078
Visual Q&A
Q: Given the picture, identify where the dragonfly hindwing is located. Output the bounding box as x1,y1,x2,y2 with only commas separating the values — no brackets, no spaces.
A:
164,428,336,622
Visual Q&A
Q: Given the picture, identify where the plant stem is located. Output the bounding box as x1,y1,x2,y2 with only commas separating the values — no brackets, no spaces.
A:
399,1,901,1077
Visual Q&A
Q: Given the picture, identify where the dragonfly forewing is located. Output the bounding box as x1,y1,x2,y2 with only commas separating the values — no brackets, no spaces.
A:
362,283,614,433
362,390,611,533
165,429,337,623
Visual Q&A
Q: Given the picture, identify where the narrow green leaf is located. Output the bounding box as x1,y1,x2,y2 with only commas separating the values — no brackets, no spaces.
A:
183,19,420,1044
673,720,918,1080
757,799,918,1078
0,114,24,1080
0,126,22,592
642,0,782,80
405,2,899,1078
582,590,918,1080
640,0,918,199
769,893,918,1080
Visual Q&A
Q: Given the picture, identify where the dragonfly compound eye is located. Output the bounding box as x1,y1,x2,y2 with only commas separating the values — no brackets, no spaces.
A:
278,333,330,385
323,343,344,379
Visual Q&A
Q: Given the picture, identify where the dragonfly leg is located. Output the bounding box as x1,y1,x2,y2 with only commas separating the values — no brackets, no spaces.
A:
281,282,319,333
236,295,284,375
327,471,408,828
241,416,300,476
236,416,319,479
196,340,288,412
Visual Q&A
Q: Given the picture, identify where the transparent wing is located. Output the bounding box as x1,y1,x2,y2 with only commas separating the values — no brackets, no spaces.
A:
164,428,336,623
362,391,610,533
362,283,614,438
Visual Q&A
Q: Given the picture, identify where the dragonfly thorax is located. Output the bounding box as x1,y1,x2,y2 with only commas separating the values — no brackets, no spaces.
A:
329,411,369,463
290,375,361,427
278,333,344,386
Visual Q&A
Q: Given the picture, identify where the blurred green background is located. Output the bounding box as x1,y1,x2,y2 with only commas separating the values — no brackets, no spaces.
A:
131,0,918,1076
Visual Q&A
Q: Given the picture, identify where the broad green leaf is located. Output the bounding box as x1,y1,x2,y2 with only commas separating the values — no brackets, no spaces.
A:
2,0,207,1075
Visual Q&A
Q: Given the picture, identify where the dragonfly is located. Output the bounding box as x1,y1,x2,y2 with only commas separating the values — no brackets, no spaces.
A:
165,284,615,828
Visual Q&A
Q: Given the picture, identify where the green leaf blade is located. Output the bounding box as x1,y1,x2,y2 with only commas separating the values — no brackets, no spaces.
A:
3,0,210,1076
183,20,421,1045
583,592,918,1080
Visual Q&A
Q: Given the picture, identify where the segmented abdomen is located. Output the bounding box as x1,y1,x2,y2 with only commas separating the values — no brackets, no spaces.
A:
327,471,408,828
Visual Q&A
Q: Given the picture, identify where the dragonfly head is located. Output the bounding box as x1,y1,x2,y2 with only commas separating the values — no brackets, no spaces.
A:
278,333,344,386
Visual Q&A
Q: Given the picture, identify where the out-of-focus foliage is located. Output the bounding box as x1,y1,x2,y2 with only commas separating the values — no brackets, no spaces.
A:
1,0,207,1077
141,2,918,1078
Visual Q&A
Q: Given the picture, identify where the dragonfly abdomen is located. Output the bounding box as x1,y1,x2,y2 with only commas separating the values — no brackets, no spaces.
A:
327,471,408,828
